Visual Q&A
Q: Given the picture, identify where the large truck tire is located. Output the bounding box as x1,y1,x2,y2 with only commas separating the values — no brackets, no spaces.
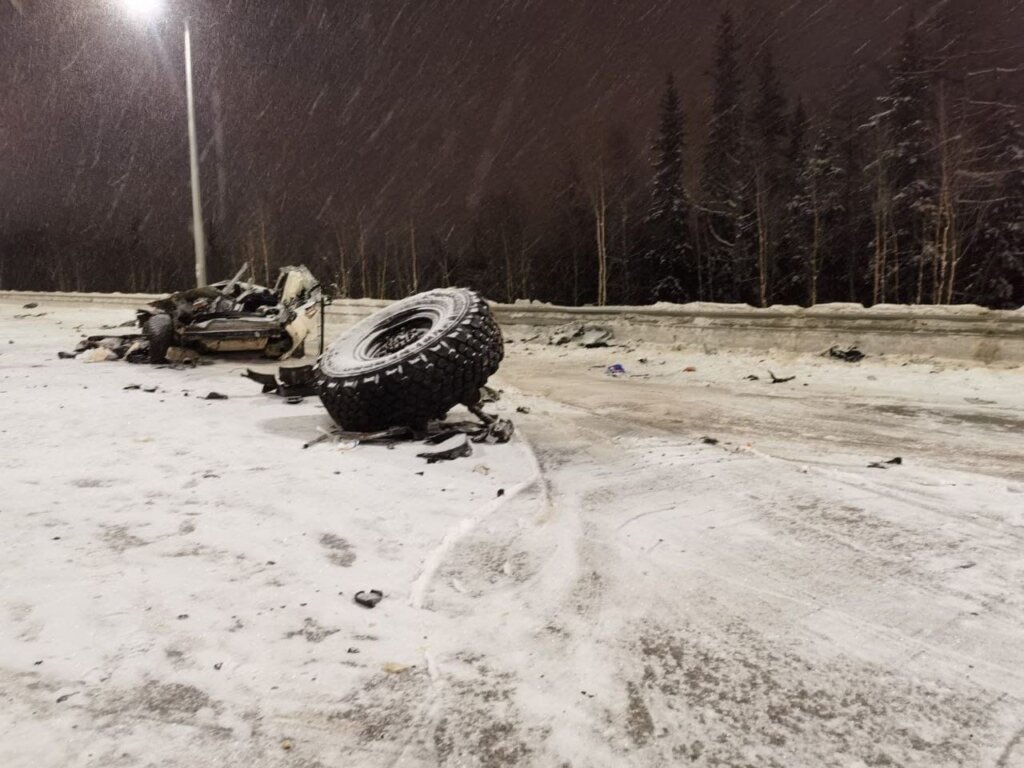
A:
142,314,174,364
317,288,503,432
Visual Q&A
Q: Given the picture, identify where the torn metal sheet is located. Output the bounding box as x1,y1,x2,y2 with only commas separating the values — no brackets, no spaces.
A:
417,433,472,463
244,364,318,398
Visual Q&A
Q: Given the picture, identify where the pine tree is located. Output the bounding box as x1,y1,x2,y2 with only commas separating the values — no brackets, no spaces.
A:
700,10,746,302
876,14,937,302
749,49,789,305
639,74,691,303
966,115,1024,308
777,100,810,304
788,120,846,305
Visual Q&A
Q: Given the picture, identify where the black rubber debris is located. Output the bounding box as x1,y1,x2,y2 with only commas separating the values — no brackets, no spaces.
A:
203,392,229,400
354,590,383,608
828,346,866,363
768,371,796,384
417,433,472,463
244,366,319,398
868,457,903,469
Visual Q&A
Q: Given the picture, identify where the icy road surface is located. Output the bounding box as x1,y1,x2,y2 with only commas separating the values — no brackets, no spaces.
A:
2,300,1023,768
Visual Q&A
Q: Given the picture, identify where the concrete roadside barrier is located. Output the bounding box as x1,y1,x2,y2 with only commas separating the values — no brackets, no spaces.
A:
2,290,1021,364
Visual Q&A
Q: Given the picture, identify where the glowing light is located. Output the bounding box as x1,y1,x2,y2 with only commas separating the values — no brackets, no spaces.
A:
118,0,163,20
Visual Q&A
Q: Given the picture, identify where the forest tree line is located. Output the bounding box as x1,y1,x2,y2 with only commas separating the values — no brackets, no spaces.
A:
2,9,1022,309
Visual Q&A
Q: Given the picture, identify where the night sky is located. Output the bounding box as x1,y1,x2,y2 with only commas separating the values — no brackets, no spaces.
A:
1,0,1022,266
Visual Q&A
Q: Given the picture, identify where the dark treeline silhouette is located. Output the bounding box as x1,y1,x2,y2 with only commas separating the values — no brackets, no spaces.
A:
2,8,1021,309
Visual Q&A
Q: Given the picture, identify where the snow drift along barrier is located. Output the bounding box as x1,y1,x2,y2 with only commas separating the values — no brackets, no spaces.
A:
2,291,1021,364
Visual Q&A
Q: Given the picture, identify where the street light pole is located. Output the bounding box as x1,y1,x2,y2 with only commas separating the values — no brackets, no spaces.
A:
117,1,207,287
184,20,208,287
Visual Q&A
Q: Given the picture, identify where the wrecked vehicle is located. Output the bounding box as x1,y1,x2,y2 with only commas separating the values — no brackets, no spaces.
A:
138,264,322,363
317,288,504,432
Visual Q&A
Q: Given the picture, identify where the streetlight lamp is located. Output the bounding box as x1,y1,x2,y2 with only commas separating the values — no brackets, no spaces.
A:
117,0,208,287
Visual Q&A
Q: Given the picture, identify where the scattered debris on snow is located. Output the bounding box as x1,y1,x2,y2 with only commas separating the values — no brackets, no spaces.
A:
417,433,473,463
244,365,318,398
827,345,867,363
353,590,383,608
868,456,904,469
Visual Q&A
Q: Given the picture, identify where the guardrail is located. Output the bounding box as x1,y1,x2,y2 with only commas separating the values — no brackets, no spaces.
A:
2,290,1021,364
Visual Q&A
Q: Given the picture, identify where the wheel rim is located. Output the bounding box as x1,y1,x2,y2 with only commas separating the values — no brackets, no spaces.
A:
360,309,438,360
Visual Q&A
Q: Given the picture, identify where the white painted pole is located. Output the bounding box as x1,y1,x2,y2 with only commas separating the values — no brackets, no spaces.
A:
184,20,207,287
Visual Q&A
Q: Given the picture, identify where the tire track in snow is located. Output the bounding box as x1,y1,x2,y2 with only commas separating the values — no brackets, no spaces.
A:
408,430,549,610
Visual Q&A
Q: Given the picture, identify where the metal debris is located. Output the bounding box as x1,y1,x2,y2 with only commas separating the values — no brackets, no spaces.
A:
417,433,472,463
828,346,866,363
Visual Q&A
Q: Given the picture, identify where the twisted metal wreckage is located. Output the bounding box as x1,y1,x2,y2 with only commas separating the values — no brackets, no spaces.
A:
63,268,514,455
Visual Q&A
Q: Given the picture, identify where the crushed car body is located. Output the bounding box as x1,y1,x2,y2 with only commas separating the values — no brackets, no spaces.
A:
139,264,322,361
65,264,322,364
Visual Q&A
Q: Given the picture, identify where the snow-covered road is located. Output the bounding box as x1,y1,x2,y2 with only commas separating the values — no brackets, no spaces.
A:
2,301,1023,767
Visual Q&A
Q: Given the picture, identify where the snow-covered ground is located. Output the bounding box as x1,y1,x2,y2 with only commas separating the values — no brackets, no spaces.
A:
2,299,1023,768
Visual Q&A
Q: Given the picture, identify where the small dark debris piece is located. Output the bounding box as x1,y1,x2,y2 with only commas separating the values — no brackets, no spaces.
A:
418,433,472,463
497,488,506,498
472,417,514,445
203,392,229,400
33,660,43,666
213,662,223,670
286,396,305,405
868,457,903,469
142,386,158,393
958,562,977,570
768,371,796,384
701,437,720,445
347,647,360,654
58,351,77,359
240,363,320,400
516,406,531,414
244,369,279,394
23,302,39,309
56,692,78,704
177,614,189,620
683,366,697,373
123,384,141,391
744,374,760,381
828,346,866,363
354,590,383,608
